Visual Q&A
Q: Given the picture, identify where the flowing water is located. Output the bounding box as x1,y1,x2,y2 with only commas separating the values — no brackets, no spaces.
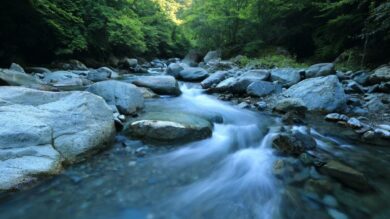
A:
0,83,389,219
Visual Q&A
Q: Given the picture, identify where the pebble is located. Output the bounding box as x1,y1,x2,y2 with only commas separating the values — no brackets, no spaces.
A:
238,102,250,109
347,118,362,129
323,195,338,207
325,113,349,122
327,209,349,219
374,128,390,139
128,161,137,167
363,131,376,140
257,101,267,110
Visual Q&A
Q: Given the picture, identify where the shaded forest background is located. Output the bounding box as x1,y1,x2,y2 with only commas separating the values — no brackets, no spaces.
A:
0,0,389,68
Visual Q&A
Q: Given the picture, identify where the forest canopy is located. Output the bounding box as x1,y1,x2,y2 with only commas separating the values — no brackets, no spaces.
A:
0,0,389,67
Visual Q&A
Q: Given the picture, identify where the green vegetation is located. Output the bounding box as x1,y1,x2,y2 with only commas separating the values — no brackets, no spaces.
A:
182,0,390,67
0,0,389,67
0,0,191,65
233,54,307,69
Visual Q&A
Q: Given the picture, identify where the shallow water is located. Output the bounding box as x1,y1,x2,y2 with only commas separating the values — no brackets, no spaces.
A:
0,84,389,219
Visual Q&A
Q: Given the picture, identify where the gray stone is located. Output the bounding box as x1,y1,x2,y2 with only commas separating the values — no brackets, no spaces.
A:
352,71,370,86
270,68,302,87
179,67,209,82
319,160,370,191
54,60,87,70
305,63,336,78
257,101,267,110
364,95,386,112
238,102,250,109
374,128,390,139
325,113,349,122
214,70,270,93
119,58,138,68
241,69,270,81
201,71,228,89
10,63,25,73
327,209,348,219
203,50,221,64
347,118,362,129
345,80,365,94
129,76,181,96
214,77,237,92
376,82,390,93
87,67,113,82
274,98,307,114
284,75,347,112
272,132,316,155
0,86,115,190
125,112,212,143
166,63,184,78
42,71,86,87
137,87,159,99
247,81,282,97
25,67,51,74
87,80,144,114
368,66,390,84
0,69,44,88
183,50,201,67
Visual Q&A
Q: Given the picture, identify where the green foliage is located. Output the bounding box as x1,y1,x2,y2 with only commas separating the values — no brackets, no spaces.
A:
234,54,307,69
1,0,191,64
183,0,390,65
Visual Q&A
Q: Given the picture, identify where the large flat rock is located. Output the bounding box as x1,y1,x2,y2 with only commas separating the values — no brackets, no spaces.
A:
0,87,115,190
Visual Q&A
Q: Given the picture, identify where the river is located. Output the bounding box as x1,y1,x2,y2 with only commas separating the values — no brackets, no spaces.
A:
0,82,389,219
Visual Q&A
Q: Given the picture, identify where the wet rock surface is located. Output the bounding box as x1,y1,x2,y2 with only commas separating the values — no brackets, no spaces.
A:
0,87,115,190
124,112,213,144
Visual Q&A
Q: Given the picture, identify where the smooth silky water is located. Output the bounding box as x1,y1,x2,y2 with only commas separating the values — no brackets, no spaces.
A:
0,83,389,219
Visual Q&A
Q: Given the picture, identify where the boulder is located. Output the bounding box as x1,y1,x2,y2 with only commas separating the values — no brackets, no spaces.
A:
375,82,390,93
179,67,209,82
87,80,144,114
203,50,221,64
205,60,236,73
87,67,113,82
345,80,365,94
319,160,370,191
247,81,282,97
241,69,270,81
214,70,270,93
53,59,88,70
201,71,229,89
183,50,202,67
125,112,212,144
119,58,138,68
274,98,307,114
352,71,370,86
283,75,347,112
166,63,184,78
270,68,302,87
214,77,237,92
25,67,51,74
305,63,335,78
42,71,86,87
128,75,181,96
272,132,317,156
0,87,115,190
137,87,159,99
0,69,43,87
368,66,390,84
10,63,25,73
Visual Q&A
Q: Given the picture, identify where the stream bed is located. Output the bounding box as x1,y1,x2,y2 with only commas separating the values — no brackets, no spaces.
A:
0,83,389,219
